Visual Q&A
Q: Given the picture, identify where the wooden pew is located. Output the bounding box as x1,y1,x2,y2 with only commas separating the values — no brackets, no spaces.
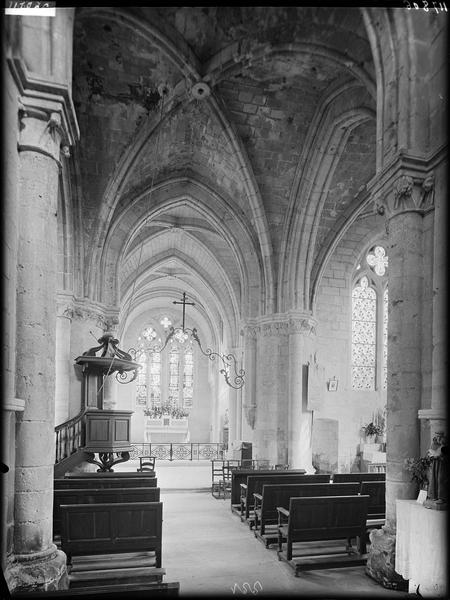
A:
11,582,180,599
254,482,360,546
60,502,164,588
241,474,330,524
64,471,156,478
360,479,386,546
54,487,161,537
229,469,306,513
332,472,385,483
54,477,157,489
277,495,370,575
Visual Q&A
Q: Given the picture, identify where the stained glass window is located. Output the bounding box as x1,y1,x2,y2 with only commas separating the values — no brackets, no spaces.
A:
351,245,388,391
168,347,180,405
383,288,388,390
367,245,388,276
149,352,161,406
135,319,194,410
183,349,193,408
135,352,147,405
352,276,376,390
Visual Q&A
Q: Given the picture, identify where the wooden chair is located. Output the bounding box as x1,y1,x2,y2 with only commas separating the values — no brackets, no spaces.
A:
137,456,156,473
217,461,241,499
277,495,370,575
211,460,225,498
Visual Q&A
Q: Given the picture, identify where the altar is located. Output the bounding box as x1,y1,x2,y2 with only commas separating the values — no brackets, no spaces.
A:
145,416,189,443
395,499,447,597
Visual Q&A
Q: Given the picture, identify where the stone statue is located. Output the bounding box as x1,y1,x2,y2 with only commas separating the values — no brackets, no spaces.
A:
424,432,448,510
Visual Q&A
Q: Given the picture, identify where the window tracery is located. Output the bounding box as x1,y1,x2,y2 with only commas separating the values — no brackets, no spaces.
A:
135,316,194,410
351,245,388,391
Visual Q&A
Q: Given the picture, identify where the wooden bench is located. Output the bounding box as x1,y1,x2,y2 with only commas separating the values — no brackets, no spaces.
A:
64,471,156,478
331,472,385,483
54,477,157,489
60,501,164,588
137,456,156,473
277,495,370,575
54,487,161,537
240,474,330,524
361,480,386,527
254,482,360,546
11,582,180,598
229,469,306,513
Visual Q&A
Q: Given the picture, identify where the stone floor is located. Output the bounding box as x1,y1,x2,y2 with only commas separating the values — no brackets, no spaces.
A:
116,460,415,598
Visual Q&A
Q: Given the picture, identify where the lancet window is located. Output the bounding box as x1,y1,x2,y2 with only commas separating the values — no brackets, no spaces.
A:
351,245,388,390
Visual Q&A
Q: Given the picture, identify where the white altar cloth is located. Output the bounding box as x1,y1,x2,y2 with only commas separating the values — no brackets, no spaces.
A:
395,499,447,597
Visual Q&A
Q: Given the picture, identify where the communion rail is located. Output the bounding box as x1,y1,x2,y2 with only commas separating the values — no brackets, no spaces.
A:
129,442,226,461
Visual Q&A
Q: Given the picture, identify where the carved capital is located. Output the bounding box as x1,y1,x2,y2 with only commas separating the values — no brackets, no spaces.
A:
9,56,79,162
57,305,74,320
72,303,121,333
373,173,435,220
104,315,120,333
288,315,317,336
260,321,289,337
241,323,259,340
72,306,106,331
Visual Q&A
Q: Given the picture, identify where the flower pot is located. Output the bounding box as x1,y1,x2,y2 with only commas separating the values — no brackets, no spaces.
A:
366,434,377,444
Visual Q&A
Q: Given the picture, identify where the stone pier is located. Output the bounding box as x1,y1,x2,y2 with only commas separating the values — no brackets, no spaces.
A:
366,169,435,589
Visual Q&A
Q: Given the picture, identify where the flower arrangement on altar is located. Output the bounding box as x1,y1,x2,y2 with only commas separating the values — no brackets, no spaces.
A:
144,402,189,420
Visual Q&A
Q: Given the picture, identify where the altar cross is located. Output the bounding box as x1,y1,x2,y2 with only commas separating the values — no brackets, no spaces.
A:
173,292,195,330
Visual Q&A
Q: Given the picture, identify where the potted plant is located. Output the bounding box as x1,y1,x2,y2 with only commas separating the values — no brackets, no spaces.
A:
404,455,433,492
363,421,382,444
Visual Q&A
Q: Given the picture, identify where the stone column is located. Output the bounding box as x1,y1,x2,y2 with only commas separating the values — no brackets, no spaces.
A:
287,314,317,472
418,161,447,444
7,110,69,593
366,171,434,589
241,324,257,445
253,317,289,464
227,344,243,449
55,300,74,425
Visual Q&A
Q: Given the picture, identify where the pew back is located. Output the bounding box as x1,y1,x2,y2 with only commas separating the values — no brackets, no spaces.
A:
258,482,360,533
230,469,306,505
278,495,369,565
60,502,163,566
54,487,161,536
332,472,385,483
360,480,386,518
54,477,157,489
64,472,156,478
242,474,330,519
285,494,369,543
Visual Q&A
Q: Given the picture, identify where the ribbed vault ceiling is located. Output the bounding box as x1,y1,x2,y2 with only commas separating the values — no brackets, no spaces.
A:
72,6,377,347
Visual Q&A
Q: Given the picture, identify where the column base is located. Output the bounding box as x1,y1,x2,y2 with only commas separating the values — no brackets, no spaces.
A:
365,527,408,591
5,546,68,594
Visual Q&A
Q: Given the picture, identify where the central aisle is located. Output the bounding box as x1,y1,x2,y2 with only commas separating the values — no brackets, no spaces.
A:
160,490,412,598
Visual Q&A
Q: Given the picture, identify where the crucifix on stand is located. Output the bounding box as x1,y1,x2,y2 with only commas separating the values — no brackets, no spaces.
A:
173,292,195,330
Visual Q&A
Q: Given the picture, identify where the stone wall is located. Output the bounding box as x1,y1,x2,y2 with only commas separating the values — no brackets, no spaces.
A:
315,214,388,472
